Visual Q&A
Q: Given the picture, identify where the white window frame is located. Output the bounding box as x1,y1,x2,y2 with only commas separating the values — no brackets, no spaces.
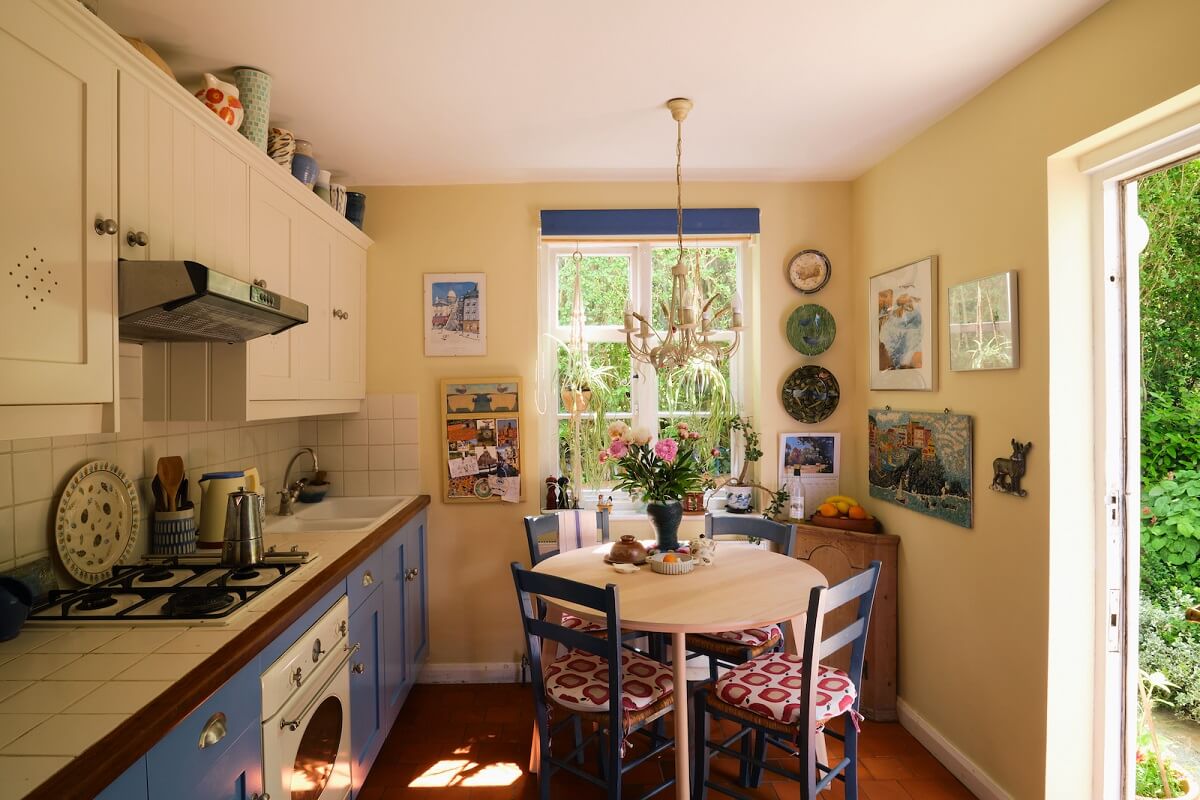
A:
536,237,751,511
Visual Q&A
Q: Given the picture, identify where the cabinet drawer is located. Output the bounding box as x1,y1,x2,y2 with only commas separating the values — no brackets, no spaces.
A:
146,662,259,795
348,548,384,613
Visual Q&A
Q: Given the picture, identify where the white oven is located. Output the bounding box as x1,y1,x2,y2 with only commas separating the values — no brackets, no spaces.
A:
262,596,357,800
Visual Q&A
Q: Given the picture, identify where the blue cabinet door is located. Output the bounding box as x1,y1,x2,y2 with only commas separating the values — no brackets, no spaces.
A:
404,513,428,694
349,586,385,795
96,758,148,800
188,725,264,800
381,523,408,728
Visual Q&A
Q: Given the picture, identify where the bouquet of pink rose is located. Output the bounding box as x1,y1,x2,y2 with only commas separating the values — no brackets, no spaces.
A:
600,420,705,505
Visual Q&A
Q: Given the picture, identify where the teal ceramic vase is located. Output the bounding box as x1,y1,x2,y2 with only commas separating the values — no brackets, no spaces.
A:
646,500,683,552
233,67,271,151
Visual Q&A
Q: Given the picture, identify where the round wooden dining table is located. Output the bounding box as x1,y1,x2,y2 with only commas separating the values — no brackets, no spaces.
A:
531,541,827,800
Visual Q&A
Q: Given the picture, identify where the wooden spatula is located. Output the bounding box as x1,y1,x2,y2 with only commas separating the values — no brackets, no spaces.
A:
157,456,184,513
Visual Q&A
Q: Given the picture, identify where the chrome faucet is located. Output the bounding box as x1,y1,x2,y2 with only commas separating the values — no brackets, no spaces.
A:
278,447,319,516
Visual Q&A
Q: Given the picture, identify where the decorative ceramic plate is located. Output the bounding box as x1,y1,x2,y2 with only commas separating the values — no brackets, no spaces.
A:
781,366,841,423
787,249,831,294
55,461,140,584
473,477,493,499
786,304,836,355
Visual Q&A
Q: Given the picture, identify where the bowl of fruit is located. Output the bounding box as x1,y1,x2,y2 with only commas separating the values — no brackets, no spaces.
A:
649,551,695,575
810,495,880,533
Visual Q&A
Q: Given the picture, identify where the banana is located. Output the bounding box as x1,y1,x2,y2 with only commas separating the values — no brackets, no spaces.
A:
824,494,860,507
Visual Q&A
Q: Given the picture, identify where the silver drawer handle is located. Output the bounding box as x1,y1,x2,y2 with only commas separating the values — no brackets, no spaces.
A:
362,570,374,587
280,643,360,732
198,711,227,749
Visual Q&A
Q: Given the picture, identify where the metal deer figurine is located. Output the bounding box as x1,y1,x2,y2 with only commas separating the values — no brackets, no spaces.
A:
990,439,1032,497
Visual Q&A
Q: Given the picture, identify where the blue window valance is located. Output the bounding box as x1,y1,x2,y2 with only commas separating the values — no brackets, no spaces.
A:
539,208,760,237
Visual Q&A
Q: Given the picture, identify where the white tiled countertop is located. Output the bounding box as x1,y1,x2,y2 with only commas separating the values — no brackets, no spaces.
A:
0,495,424,800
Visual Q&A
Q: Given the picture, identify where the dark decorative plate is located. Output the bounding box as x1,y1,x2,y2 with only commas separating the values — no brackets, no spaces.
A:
786,304,836,355
781,366,840,423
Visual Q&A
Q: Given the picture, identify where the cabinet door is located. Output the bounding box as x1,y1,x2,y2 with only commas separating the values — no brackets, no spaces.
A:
404,515,429,686
349,587,385,795
96,759,148,800
187,725,264,800
290,209,332,392
247,171,297,399
329,236,366,398
0,1,115,405
213,144,250,281
381,526,408,727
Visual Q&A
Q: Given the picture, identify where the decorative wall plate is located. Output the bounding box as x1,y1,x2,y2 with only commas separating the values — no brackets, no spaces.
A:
54,461,140,584
786,304,836,355
787,249,831,294
781,366,841,423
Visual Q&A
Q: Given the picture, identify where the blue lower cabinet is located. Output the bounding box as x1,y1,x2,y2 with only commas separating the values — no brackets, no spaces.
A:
349,587,385,796
96,758,148,800
404,514,429,692
146,663,261,800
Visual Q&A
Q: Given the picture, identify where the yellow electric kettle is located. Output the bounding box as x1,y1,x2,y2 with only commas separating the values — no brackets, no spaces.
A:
197,470,247,548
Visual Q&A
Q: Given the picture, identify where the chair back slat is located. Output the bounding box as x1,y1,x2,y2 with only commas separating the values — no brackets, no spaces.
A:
523,514,560,565
821,567,878,613
527,617,610,658
819,617,866,660
704,513,797,556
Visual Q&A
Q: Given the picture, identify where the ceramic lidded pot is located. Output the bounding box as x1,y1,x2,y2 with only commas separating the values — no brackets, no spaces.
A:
608,535,648,565
194,73,243,130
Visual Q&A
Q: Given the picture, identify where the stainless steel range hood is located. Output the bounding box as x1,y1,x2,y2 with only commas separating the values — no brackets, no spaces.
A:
118,260,308,343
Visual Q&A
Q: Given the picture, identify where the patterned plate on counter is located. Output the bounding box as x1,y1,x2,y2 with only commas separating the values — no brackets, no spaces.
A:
781,366,841,423
54,460,140,584
786,304,836,355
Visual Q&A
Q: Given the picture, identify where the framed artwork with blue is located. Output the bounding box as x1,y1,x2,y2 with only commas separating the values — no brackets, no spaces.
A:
869,256,937,391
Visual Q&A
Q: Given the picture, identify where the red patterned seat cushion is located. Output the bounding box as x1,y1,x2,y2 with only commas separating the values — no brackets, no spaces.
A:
561,613,605,633
544,649,673,713
693,623,783,648
714,652,857,726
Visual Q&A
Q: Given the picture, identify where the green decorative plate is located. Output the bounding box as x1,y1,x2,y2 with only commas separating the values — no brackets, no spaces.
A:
786,304,836,355
473,477,494,499
781,366,840,423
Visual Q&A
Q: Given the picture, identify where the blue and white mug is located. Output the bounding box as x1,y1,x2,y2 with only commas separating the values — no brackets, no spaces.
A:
152,508,197,556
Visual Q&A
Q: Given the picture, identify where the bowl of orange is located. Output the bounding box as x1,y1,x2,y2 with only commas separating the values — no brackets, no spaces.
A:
650,551,694,576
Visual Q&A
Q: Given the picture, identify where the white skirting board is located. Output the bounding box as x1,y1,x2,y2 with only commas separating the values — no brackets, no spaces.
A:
419,662,524,684
897,697,1013,800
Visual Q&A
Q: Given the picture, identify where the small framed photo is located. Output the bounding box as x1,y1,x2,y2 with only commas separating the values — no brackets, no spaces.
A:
425,273,486,357
778,432,841,483
869,256,937,391
948,271,1019,371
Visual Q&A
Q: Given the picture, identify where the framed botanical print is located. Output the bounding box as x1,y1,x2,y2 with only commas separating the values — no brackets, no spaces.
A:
869,256,938,391
948,271,1019,371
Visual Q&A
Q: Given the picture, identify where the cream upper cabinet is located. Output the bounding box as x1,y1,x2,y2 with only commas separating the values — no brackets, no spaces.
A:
329,234,366,398
246,169,299,400
291,209,333,390
0,0,117,436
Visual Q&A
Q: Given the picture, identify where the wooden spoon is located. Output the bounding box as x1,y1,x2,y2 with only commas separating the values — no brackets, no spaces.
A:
157,456,184,513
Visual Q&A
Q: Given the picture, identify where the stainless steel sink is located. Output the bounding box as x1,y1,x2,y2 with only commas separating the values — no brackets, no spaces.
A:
263,495,415,534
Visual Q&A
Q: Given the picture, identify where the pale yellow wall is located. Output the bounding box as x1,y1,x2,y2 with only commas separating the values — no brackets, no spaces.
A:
849,0,1200,797
357,182,851,667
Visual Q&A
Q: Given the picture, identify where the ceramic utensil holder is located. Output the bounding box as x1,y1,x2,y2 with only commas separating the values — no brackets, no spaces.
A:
268,127,295,170
232,67,271,150
346,191,366,229
315,169,331,203
152,508,197,555
329,182,348,215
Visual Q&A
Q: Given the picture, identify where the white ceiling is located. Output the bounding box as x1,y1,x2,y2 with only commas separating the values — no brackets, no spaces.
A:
97,0,1106,185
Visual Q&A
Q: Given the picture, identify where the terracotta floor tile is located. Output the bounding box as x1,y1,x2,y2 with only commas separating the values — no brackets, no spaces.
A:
360,684,977,799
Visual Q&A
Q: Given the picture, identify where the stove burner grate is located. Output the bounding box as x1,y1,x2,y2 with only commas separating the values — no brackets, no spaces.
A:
228,567,260,581
166,588,235,617
138,566,175,583
76,592,117,611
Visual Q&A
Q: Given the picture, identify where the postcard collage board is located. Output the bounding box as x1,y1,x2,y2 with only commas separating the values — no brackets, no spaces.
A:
441,379,522,503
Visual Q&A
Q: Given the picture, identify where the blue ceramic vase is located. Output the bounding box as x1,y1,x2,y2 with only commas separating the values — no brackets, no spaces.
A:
646,500,683,552
345,191,366,229
291,153,319,188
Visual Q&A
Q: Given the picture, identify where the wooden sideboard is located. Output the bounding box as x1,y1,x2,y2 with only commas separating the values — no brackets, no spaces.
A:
791,522,899,721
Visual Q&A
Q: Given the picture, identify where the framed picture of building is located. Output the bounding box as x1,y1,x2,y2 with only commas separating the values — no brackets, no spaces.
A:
441,378,522,503
425,273,486,356
867,408,973,528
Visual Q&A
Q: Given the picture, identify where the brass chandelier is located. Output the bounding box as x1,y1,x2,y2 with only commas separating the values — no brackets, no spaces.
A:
621,98,744,372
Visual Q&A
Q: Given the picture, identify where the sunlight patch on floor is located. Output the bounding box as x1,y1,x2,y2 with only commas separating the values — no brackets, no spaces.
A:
408,759,523,788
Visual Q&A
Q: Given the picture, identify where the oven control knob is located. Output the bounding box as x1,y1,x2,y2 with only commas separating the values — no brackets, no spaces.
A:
312,639,325,663
338,620,348,637
291,667,303,687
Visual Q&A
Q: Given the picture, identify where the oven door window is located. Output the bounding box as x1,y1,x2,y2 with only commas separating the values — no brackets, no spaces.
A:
291,696,344,800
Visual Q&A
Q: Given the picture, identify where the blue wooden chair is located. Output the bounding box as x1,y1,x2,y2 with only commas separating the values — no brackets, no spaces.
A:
511,562,677,800
685,514,798,682
524,513,609,633
692,561,883,800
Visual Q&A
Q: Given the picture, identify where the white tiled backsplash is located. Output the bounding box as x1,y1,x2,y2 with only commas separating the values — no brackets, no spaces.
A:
0,344,420,575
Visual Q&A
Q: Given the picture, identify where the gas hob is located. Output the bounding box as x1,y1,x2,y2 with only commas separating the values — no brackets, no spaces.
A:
29,550,317,625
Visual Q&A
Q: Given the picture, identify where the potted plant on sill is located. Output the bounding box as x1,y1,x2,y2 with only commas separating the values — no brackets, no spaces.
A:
1137,669,1199,800
602,420,705,551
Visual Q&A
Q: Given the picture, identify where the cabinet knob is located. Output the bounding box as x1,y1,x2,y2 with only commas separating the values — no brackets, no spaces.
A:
352,662,365,675
253,279,268,288
94,217,118,236
405,567,419,582
332,308,350,320
126,230,149,247
251,794,270,800
197,712,227,750
362,570,374,587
